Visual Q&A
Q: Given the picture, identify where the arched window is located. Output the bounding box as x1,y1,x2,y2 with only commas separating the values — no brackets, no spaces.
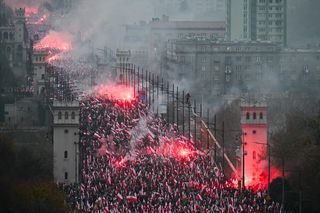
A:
71,111,75,119
253,112,257,120
246,112,250,120
58,111,62,119
259,112,263,119
65,111,69,119
64,151,68,158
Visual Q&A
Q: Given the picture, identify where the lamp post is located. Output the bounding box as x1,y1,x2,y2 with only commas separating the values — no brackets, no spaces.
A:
242,131,246,190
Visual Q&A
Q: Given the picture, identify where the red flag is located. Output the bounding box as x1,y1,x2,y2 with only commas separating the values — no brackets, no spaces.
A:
116,193,123,201
196,194,203,201
127,196,138,202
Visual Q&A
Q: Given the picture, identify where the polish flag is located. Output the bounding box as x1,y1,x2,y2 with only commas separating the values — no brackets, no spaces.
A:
116,193,123,201
127,196,138,202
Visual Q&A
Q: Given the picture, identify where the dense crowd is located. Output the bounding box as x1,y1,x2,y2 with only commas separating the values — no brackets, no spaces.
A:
61,95,281,212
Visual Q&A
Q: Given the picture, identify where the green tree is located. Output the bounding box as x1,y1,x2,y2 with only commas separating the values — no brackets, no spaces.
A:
0,134,16,176
12,182,69,213
0,134,69,212
271,108,320,212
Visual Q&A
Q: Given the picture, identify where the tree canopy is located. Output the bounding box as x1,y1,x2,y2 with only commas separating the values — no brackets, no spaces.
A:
0,134,69,213
271,106,320,212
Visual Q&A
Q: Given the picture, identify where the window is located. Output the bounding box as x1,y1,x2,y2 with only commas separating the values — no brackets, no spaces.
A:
64,129,69,134
71,112,75,119
236,65,242,71
275,21,282,26
65,111,69,119
9,32,13,40
253,151,256,160
253,130,257,134
3,32,8,40
256,56,261,62
246,112,250,120
253,112,257,120
64,172,68,180
64,151,68,158
58,111,62,119
259,112,263,119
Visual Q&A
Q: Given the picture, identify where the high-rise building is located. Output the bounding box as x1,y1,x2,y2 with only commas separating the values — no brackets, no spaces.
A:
227,0,287,46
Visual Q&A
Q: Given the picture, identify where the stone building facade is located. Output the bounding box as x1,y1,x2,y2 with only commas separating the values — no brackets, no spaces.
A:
0,7,32,78
53,101,80,183
165,38,320,96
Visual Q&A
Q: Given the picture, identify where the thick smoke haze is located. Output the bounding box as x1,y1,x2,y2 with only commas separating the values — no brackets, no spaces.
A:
287,0,320,47
4,0,47,7
51,0,154,53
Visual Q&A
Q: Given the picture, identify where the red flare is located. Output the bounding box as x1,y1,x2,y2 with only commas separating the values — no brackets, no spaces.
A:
34,31,72,52
94,84,135,103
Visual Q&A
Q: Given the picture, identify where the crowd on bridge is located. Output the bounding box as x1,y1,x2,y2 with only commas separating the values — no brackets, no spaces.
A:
61,95,281,212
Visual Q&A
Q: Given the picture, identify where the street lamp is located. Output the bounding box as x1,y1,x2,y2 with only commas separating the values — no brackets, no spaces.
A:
242,131,246,190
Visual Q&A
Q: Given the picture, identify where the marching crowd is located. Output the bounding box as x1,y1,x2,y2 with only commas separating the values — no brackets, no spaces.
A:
61,95,281,212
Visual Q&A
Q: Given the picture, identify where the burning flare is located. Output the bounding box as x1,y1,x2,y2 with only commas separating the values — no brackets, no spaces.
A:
34,31,73,52
94,84,135,102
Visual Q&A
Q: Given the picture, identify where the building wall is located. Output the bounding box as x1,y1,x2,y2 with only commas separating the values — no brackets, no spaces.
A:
4,97,40,128
227,0,287,45
227,0,247,41
53,101,80,183
32,51,47,95
0,8,32,78
165,39,320,95
53,126,79,183
165,39,282,94
241,101,268,185
256,0,287,45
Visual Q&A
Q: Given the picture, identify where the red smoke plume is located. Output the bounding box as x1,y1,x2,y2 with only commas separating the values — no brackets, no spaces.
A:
34,31,72,52
95,84,135,103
